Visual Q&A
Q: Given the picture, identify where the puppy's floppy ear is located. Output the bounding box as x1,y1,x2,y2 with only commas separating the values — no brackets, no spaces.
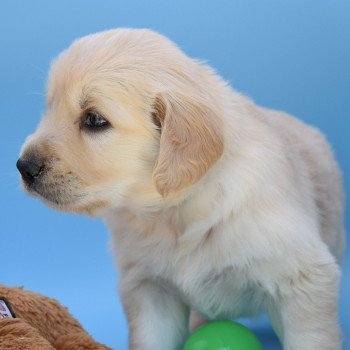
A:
152,92,224,197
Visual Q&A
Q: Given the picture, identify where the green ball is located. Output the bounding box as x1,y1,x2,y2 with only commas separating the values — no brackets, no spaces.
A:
183,321,263,350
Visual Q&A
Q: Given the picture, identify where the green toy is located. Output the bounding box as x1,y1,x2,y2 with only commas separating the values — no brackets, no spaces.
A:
184,320,263,350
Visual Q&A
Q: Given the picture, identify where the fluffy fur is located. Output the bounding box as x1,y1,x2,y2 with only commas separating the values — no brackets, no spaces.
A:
0,285,111,349
18,29,345,350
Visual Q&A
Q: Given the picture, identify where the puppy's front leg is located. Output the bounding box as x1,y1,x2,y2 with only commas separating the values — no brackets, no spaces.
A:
273,258,342,350
120,278,189,350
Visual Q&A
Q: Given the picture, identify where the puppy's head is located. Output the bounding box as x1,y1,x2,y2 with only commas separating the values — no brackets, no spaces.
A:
17,29,224,215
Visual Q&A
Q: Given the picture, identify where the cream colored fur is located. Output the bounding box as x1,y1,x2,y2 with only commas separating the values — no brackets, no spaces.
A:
19,29,345,350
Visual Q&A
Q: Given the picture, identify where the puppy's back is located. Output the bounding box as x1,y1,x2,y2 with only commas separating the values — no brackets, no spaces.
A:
260,108,345,260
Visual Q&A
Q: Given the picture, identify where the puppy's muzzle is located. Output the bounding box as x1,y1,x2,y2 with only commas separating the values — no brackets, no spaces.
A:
16,157,45,186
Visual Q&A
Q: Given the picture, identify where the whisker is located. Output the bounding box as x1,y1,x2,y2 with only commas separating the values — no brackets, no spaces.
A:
30,64,47,78
25,91,45,97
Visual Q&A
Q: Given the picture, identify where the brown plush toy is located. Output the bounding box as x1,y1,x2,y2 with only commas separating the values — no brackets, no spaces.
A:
0,285,112,350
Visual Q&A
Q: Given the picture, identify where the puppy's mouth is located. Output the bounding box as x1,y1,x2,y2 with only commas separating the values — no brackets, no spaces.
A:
17,158,84,208
17,156,110,215
28,179,79,205
23,174,84,207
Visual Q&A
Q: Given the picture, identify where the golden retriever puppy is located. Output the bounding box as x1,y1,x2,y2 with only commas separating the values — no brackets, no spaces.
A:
17,29,345,350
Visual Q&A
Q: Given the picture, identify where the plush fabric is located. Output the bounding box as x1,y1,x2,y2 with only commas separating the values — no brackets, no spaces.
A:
0,285,111,350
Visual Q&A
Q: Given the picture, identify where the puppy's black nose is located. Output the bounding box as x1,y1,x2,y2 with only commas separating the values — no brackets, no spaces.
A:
16,158,44,185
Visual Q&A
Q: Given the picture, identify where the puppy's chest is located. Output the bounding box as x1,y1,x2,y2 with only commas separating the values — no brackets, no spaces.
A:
111,212,270,318
170,260,261,319
120,233,261,319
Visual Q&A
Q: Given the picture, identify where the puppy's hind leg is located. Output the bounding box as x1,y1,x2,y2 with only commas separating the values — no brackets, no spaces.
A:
272,256,342,350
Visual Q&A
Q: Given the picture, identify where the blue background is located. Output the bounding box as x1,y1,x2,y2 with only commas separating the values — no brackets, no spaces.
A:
1,1,349,349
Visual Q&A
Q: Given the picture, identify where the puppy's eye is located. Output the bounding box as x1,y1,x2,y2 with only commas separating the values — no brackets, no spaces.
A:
82,111,110,131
